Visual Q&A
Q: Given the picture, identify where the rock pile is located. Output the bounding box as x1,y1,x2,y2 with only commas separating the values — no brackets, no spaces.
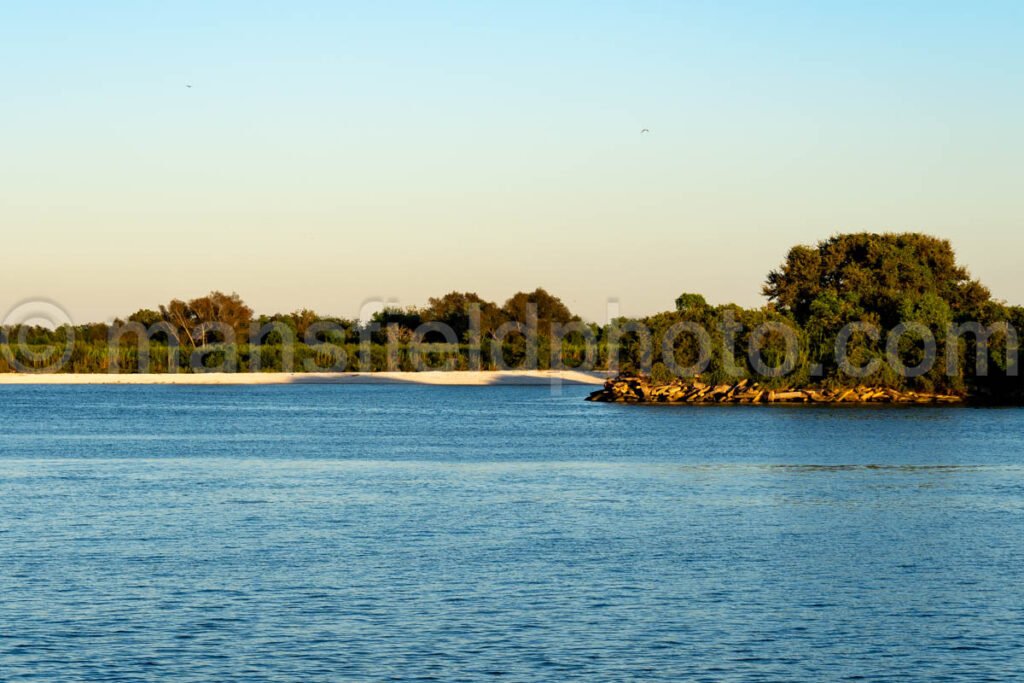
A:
586,376,964,405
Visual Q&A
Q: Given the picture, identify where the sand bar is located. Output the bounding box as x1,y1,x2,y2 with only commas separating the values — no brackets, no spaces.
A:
0,370,611,386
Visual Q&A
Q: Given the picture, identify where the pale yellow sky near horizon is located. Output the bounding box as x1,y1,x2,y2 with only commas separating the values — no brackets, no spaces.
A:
2,2,1021,325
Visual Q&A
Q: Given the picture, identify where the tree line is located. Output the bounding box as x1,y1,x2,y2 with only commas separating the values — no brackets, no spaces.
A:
2,234,1021,401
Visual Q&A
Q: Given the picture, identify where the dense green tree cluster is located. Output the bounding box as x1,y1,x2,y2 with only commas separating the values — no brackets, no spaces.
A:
760,233,1018,397
764,233,991,325
609,234,1019,399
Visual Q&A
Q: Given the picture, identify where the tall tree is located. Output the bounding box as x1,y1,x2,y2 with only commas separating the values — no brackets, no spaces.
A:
764,233,990,326
159,292,253,346
502,288,575,331
423,291,505,340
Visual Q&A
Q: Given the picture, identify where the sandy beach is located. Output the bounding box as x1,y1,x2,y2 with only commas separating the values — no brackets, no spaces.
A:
0,370,611,386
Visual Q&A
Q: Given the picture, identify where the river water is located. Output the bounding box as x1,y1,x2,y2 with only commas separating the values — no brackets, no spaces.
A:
1,384,1022,681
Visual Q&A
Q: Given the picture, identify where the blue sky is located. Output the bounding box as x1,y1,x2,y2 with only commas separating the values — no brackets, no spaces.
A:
2,1,1022,322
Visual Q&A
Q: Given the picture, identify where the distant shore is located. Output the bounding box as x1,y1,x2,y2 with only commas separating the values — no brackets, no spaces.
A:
0,370,611,386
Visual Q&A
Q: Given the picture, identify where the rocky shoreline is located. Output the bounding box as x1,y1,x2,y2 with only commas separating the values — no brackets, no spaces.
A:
586,376,965,405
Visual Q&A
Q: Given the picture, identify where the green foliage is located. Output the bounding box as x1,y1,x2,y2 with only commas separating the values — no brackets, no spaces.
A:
502,288,576,333
370,307,423,332
764,233,990,326
127,309,163,327
422,291,507,341
674,293,708,315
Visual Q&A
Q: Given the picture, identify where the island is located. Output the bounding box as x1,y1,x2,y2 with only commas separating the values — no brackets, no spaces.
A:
2,233,1021,404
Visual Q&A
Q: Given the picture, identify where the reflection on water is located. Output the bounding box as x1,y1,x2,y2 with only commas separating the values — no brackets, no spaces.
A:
1,385,1023,681
767,463,995,472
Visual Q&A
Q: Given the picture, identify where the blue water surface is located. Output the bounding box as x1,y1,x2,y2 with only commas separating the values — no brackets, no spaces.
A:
1,384,1022,681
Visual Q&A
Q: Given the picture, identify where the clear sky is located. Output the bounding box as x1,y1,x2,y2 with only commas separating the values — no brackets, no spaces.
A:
2,1,1022,324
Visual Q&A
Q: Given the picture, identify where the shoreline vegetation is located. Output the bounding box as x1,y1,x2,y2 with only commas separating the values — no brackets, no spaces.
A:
2,233,1021,403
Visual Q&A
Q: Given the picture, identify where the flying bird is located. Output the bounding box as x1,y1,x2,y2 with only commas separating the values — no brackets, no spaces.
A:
186,84,192,88
641,128,650,133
